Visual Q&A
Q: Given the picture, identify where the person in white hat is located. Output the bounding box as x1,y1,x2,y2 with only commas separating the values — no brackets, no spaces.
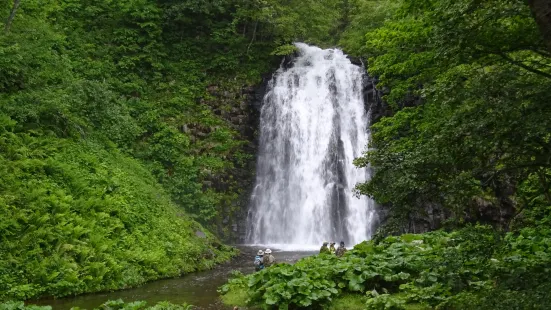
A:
254,250,264,271
263,248,275,267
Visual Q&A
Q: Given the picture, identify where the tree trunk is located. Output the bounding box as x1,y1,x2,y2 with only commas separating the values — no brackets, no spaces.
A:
537,169,551,204
528,0,551,52
246,20,258,54
4,0,22,32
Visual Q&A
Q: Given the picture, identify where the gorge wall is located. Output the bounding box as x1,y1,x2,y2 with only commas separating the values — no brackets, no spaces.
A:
207,51,516,243
207,50,377,244
198,79,266,243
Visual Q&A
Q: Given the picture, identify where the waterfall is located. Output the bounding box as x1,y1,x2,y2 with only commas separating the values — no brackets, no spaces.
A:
246,43,375,249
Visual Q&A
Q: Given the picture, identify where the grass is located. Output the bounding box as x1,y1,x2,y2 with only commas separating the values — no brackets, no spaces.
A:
326,294,367,310
220,287,248,308
326,293,430,310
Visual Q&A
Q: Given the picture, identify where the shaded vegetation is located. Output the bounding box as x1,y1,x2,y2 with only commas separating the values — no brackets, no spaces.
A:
352,0,551,234
220,220,551,309
0,131,236,299
0,0,348,302
1,299,193,310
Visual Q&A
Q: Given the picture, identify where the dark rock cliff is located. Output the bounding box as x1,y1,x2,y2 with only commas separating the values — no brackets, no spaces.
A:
200,74,272,243
210,55,518,242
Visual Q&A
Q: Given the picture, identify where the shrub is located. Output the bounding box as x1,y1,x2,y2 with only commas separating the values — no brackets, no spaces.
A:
219,224,551,310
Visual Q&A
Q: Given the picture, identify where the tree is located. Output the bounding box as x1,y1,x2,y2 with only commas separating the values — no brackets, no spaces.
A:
355,0,551,233
528,0,551,52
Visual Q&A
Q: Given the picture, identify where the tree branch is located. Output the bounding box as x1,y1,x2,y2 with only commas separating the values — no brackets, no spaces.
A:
246,20,258,54
496,52,551,80
4,0,22,33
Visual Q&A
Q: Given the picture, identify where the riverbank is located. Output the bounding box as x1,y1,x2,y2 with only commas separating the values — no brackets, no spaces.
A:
27,247,314,310
220,226,551,309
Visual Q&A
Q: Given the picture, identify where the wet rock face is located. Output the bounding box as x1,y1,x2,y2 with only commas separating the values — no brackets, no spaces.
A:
195,230,207,238
201,77,270,243
346,55,363,67
363,75,390,124
230,58,386,244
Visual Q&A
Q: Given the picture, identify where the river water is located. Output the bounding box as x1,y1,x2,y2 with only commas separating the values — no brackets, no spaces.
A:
29,247,314,310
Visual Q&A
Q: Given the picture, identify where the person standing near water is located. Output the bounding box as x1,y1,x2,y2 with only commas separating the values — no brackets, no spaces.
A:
335,241,347,257
319,242,330,254
329,242,336,254
263,249,275,267
254,250,264,271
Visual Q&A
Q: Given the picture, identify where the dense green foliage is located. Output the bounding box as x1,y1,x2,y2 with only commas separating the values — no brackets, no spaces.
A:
217,0,551,309
352,0,551,233
0,0,349,302
220,221,551,309
0,0,349,234
1,299,192,310
4,0,551,306
0,127,235,299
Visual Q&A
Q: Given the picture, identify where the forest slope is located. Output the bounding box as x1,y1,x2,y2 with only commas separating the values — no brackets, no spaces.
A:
0,0,347,301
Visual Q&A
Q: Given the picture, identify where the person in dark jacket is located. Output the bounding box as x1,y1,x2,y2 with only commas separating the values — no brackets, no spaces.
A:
335,241,347,257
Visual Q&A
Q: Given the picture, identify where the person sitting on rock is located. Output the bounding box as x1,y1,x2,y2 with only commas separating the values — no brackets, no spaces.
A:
263,248,275,267
335,241,347,257
319,241,330,254
254,250,264,271
329,242,336,254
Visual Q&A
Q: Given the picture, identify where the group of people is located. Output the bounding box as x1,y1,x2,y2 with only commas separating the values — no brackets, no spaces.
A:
253,241,347,271
254,248,275,271
320,241,347,257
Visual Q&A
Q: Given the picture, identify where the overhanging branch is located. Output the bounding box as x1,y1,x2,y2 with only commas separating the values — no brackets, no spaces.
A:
4,0,22,33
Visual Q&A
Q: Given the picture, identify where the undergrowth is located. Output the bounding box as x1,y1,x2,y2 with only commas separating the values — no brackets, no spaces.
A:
0,132,237,300
219,221,551,309
0,299,193,310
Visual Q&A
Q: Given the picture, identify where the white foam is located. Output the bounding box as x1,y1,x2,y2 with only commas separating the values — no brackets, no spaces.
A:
246,43,376,246
244,243,321,252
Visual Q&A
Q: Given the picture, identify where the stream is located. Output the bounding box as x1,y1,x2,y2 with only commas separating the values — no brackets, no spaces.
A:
29,247,314,310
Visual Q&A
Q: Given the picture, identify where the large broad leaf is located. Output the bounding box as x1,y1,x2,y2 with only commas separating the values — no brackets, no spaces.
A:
348,277,363,292
278,304,289,310
397,272,410,280
265,294,279,305
298,298,312,307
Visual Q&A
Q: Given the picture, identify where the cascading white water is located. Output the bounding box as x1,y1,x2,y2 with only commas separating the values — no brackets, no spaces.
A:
246,43,375,249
